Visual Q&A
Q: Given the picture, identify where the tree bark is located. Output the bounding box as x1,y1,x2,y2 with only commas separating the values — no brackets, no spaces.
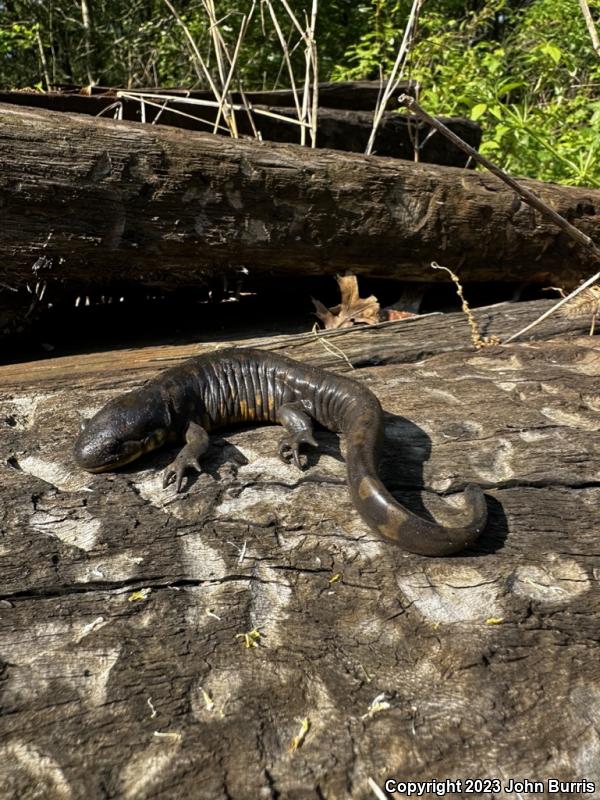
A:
0,90,481,165
1,301,598,797
0,102,598,295
86,79,418,110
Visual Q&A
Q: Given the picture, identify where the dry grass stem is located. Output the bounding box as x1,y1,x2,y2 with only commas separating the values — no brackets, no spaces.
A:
311,323,355,370
278,0,319,147
213,4,255,136
557,284,600,335
431,262,500,349
201,0,238,136
117,92,231,132
162,0,233,134
117,91,309,129
578,0,600,58
504,270,600,342
264,0,302,123
35,29,51,91
365,0,424,155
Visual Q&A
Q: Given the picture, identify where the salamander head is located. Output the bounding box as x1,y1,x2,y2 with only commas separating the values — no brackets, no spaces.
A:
74,392,170,473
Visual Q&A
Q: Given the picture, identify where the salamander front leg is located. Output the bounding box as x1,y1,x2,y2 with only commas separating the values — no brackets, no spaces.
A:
163,421,210,493
276,401,318,471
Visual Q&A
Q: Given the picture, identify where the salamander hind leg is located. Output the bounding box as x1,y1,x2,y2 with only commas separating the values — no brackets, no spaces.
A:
163,421,210,493
276,401,318,471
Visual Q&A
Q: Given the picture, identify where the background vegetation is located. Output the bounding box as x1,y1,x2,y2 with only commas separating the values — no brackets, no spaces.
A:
1,0,599,186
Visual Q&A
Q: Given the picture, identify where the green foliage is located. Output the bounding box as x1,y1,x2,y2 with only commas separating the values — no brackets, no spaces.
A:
0,20,40,88
334,0,600,187
0,0,598,186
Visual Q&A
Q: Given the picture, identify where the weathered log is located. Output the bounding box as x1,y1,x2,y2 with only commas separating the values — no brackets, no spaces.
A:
58,79,417,110
1,301,599,797
0,90,480,166
1,102,599,297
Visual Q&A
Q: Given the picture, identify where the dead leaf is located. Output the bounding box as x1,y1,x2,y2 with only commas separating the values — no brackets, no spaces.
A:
312,273,380,330
381,309,417,322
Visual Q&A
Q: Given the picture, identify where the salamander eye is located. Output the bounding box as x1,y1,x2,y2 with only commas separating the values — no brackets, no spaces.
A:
119,440,144,460
142,429,167,451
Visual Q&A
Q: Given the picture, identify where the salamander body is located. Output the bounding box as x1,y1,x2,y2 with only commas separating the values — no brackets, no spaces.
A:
74,347,487,556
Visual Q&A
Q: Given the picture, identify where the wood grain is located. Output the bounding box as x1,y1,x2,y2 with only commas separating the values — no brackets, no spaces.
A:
1,301,599,797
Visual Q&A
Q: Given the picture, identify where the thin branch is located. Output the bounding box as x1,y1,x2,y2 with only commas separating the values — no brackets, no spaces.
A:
578,0,600,58
365,0,424,156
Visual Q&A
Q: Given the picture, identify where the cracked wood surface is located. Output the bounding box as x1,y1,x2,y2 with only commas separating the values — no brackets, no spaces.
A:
2,102,600,297
1,301,600,799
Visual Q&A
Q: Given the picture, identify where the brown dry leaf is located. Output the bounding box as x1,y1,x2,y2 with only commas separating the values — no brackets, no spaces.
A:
312,273,380,330
381,309,417,322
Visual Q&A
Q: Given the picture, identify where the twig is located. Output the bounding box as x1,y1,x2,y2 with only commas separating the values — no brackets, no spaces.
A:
368,777,391,800
578,0,600,58
400,94,600,343
365,0,424,156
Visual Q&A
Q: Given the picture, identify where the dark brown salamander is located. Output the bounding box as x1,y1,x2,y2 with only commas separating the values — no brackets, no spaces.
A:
74,347,487,556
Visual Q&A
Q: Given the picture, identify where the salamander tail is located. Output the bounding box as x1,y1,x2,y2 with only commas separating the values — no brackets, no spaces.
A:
346,436,487,556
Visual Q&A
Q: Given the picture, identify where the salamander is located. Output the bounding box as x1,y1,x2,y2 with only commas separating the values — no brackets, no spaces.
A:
74,347,487,556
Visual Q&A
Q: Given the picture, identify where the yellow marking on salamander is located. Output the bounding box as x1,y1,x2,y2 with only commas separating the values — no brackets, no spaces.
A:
358,476,378,500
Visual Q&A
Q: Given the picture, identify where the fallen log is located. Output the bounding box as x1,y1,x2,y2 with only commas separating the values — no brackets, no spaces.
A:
0,102,598,297
0,91,480,166
1,302,598,796
56,79,417,111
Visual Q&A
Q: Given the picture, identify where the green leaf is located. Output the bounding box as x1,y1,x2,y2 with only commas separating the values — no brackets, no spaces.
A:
540,43,562,64
471,103,487,120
